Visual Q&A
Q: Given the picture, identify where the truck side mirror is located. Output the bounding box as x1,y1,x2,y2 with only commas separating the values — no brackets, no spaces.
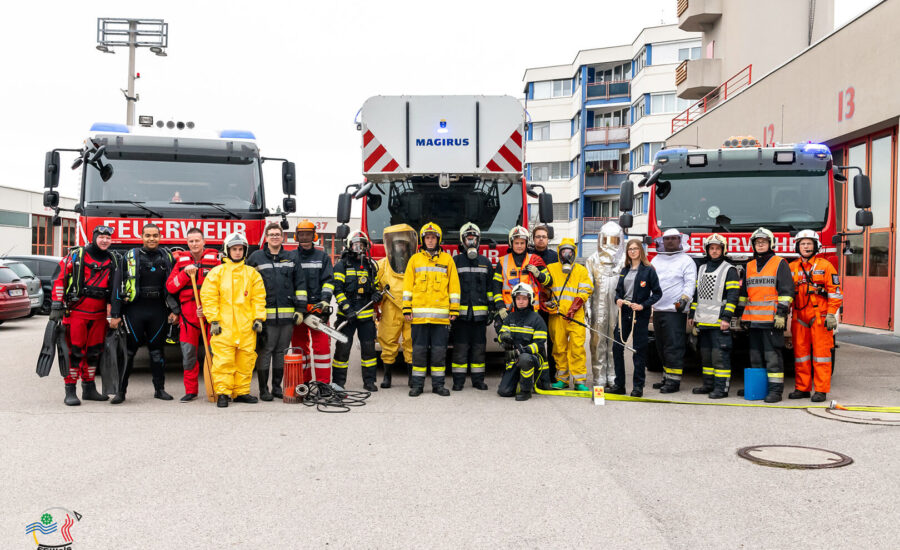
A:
645,168,662,187
335,224,350,241
282,197,296,214
52,215,62,227
655,180,671,200
366,194,382,211
856,210,873,227
45,151,60,189
619,180,634,212
538,192,553,223
619,213,634,229
43,191,59,208
853,174,871,209
282,162,297,196
337,192,352,223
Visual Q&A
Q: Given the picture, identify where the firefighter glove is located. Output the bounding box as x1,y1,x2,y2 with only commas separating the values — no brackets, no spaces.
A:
293,312,305,326
252,320,264,333
210,321,222,336
49,302,64,322
773,314,786,330
371,290,383,304
566,297,584,317
825,313,838,330
496,307,509,321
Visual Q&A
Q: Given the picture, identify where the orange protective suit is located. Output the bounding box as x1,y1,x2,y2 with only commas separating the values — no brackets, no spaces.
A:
789,256,842,393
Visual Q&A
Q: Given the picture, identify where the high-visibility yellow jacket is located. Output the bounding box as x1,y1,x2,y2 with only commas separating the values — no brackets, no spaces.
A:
200,257,266,350
545,262,593,322
402,250,460,325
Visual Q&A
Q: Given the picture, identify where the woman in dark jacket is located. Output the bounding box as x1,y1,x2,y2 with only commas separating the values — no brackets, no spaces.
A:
609,239,662,397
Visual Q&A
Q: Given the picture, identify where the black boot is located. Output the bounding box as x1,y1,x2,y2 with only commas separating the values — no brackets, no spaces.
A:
363,366,378,392
811,392,827,402
380,362,393,389
764,391,783,403
789,390,811,399
630,388,643,397
660,382,680,394
607,385,626,395
409,381,423,397
82,380,108,401
272,368,284,399
110,391,126,404
154,389,174,400
433,384,450,396
180,394,197,402
217,394,229,408
472,376,488,390
64,383,81,406
692,376,714,394
652,380,666,389
515,390,532,401
332,369,348,392
258,368,272,401
452,373,465,391
737,389,745,397
233,394,259,403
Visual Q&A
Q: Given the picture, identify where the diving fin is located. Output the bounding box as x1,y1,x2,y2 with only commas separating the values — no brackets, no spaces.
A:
100,328,121,395
56,323,72,378
36,319,60,377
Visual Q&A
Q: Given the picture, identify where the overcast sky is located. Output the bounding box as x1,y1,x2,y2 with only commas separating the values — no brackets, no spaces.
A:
0,0,876,217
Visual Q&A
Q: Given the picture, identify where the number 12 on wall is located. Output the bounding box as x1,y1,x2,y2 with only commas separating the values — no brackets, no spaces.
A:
838,87,855,122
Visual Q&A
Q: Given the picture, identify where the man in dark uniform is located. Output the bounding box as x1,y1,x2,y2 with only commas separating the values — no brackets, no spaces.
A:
450,223,494,391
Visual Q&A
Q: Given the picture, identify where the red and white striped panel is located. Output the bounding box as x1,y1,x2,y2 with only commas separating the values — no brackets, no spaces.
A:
362,130,400,173
485,129,523,173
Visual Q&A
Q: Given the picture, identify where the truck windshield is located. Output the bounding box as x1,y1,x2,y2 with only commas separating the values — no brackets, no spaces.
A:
83,135,263,217
364,180,524,244
654,169,829,233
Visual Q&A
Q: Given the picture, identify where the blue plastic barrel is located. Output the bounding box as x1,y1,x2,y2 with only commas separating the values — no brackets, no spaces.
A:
743,368,768,401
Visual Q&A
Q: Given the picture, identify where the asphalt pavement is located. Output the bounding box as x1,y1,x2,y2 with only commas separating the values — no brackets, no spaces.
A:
3,315,899,549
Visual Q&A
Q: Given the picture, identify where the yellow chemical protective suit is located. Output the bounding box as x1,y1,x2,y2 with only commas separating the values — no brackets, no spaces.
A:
200,257,267,397
377,258,412,364
546,239,593,386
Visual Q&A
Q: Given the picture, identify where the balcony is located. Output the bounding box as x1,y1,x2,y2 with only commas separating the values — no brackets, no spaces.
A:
672,64,752,133
675,58,723,99
677,0,722,32
583,171,629,192
586,80,630,101
585,126,630,146
583,217,617,234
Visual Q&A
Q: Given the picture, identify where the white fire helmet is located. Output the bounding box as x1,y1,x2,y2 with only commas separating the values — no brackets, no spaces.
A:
224,231,248,260
794,229,820,256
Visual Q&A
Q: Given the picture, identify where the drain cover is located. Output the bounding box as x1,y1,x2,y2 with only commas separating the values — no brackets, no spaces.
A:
737,445,853,469
806,408,900,426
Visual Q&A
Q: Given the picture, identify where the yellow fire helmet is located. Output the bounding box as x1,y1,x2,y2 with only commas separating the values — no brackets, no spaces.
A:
419,221,443,247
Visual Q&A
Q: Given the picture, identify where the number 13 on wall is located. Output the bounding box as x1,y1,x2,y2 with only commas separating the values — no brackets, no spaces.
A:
838,87,855,122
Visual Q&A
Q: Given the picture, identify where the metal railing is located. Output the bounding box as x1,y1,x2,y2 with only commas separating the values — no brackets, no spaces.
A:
583,171,629,191
586,80,631,100
583,217,616,234
585,125,630,145
671,64,752,133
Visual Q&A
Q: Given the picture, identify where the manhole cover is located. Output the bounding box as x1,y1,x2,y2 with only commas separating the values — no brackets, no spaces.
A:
737,445,853,469
806,408,900,426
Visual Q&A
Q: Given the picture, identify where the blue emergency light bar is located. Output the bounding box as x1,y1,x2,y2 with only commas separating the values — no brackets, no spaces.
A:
219,130,256,139
90,122,130,133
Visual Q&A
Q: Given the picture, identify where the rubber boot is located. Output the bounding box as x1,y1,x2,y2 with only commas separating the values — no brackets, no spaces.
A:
272,369,284,399
788,390,811,399
515,390,532,401
110,391,126,405
64,383,81,406
660,382,680,394
692,376,714,394
652,379,666,389
552,381,569,390
471,372,488,390
432,380,450,396
630,388,643,397
258,368,273,401
409,378,423,397
709,377,729,399
607,385,626,395
811,392,827,402
217,394,229,408
362,366,378,392
233,394,259,403
82,380,108,401
452,372,465,391
574,383,590,392
154,389,174,400
380,362,393,389
764,382,783,403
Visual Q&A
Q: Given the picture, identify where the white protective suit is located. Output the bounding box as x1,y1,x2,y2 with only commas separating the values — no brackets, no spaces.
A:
585,221,625,386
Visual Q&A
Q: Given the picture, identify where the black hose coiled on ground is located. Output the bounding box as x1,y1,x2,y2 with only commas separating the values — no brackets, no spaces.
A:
300,381,371,413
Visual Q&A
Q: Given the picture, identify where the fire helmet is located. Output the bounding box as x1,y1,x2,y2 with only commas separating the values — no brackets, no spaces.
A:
295,219,318,243
419,222,443,247
794,229,820,256
750,227,775,249
224,231,249,260
345,231,370,254
508,225,531,248
510,282,534,310
703,233,728,256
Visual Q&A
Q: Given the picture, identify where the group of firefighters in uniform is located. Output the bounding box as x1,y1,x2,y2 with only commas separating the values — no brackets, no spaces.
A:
49,217,842,407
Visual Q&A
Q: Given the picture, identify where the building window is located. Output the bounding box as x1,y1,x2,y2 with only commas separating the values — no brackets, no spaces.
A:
533,78,573,99
552,203,569,222
531,162,571,181
570,199,580,220
633,47,647,75
632,96,646,123
589,198,619,218
532,122,550,140
32,214,53,255
531,120,570,141
634,192,645,214
61,218,77,252
678,46,702,61
574,112,581,133
649,142,664,163
0,209,29,227
590,108,629,128
650,93,691,114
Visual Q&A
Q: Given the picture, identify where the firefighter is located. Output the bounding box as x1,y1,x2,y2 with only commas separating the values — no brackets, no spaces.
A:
450,222,494,391
788,230,842,402
110,223,177,404
247,223,307,400
164,227,221,402
531,224,558,376
200,231,266,408
493,225,551,388
649,228,697,394
545,238,593,391
292,220,335,384
402,222,460,397
585,221,625,388
687,234,740,399
332,231,381,391
496,283,548,402
49,225,119,406
376,224,415,389
739,227,794,403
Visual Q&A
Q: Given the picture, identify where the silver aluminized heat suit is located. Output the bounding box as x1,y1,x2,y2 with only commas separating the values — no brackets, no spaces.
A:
585,221,625,387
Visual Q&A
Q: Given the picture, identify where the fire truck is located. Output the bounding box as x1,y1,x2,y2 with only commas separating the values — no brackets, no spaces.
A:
42,121,297,251
333,95,553,258
617,137,873,368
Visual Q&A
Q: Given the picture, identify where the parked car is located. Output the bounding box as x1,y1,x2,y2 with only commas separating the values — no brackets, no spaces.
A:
0,265,31,324
1,255,61,314
0,260,44,316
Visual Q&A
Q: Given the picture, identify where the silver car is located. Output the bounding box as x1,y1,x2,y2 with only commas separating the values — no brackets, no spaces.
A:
0,260,44,316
